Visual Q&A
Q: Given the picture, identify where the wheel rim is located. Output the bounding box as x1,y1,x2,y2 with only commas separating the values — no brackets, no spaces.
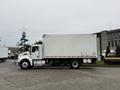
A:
72,61,79,68
22,62,29,68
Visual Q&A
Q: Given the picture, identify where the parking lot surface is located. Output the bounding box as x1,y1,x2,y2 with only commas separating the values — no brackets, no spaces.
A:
0,60,120,90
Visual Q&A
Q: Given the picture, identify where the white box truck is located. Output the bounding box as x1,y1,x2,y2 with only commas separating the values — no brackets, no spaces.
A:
17,34,98,69
0,46,8,62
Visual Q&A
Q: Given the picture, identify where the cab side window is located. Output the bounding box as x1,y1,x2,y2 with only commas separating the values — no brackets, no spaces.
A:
32,46,39,52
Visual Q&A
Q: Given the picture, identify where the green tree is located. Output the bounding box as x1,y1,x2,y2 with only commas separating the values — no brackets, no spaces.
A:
116,46,120,57
106,46,110,57
18,32,30,52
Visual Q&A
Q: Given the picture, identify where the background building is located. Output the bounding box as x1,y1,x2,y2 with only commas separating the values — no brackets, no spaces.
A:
98,29,120,52
107,29,120,49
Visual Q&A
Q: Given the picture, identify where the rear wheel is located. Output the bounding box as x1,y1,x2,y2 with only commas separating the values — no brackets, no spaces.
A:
20,59,31,69
0,59,5,62
70,59,80,69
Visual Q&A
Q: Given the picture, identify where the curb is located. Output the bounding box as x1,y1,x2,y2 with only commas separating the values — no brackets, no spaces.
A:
82,64,120,67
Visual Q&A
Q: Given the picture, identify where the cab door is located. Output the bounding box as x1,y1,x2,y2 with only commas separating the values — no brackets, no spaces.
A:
31,46,40,59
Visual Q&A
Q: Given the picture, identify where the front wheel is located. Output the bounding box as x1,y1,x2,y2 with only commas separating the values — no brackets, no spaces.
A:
70,60,80,69
20,59,31,69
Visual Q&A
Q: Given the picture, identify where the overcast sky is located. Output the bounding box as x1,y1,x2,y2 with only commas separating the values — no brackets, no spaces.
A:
0,0,120,46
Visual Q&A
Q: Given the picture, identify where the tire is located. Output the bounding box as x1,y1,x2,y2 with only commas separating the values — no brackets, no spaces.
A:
1,59,4,62
70,60,80,69
20,59,31,69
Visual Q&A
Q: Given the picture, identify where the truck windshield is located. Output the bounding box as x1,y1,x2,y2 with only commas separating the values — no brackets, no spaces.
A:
32,46,39,52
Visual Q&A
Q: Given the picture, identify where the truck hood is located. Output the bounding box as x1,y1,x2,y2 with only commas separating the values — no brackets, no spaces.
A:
18,51,30,59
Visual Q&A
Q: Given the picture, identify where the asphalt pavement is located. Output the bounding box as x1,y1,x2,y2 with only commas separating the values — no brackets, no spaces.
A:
0,59,120,90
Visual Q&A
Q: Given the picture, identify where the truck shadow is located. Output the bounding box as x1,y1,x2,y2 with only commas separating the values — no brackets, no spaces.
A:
32,66,95,70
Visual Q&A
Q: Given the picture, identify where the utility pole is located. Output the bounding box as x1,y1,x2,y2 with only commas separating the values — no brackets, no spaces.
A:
109,24,111,31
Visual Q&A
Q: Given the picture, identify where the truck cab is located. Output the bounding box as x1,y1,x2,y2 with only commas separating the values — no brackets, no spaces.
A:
18,45,44,69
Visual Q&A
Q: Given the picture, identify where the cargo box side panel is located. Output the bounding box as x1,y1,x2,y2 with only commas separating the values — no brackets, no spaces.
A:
43,34,97,58
0,47,8,58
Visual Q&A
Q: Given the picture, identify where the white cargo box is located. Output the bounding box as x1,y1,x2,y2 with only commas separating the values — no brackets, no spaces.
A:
43,34,97,58
0,46,8,59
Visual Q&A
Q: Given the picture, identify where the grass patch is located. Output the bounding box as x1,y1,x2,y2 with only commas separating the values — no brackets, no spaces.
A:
96,61,104,65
